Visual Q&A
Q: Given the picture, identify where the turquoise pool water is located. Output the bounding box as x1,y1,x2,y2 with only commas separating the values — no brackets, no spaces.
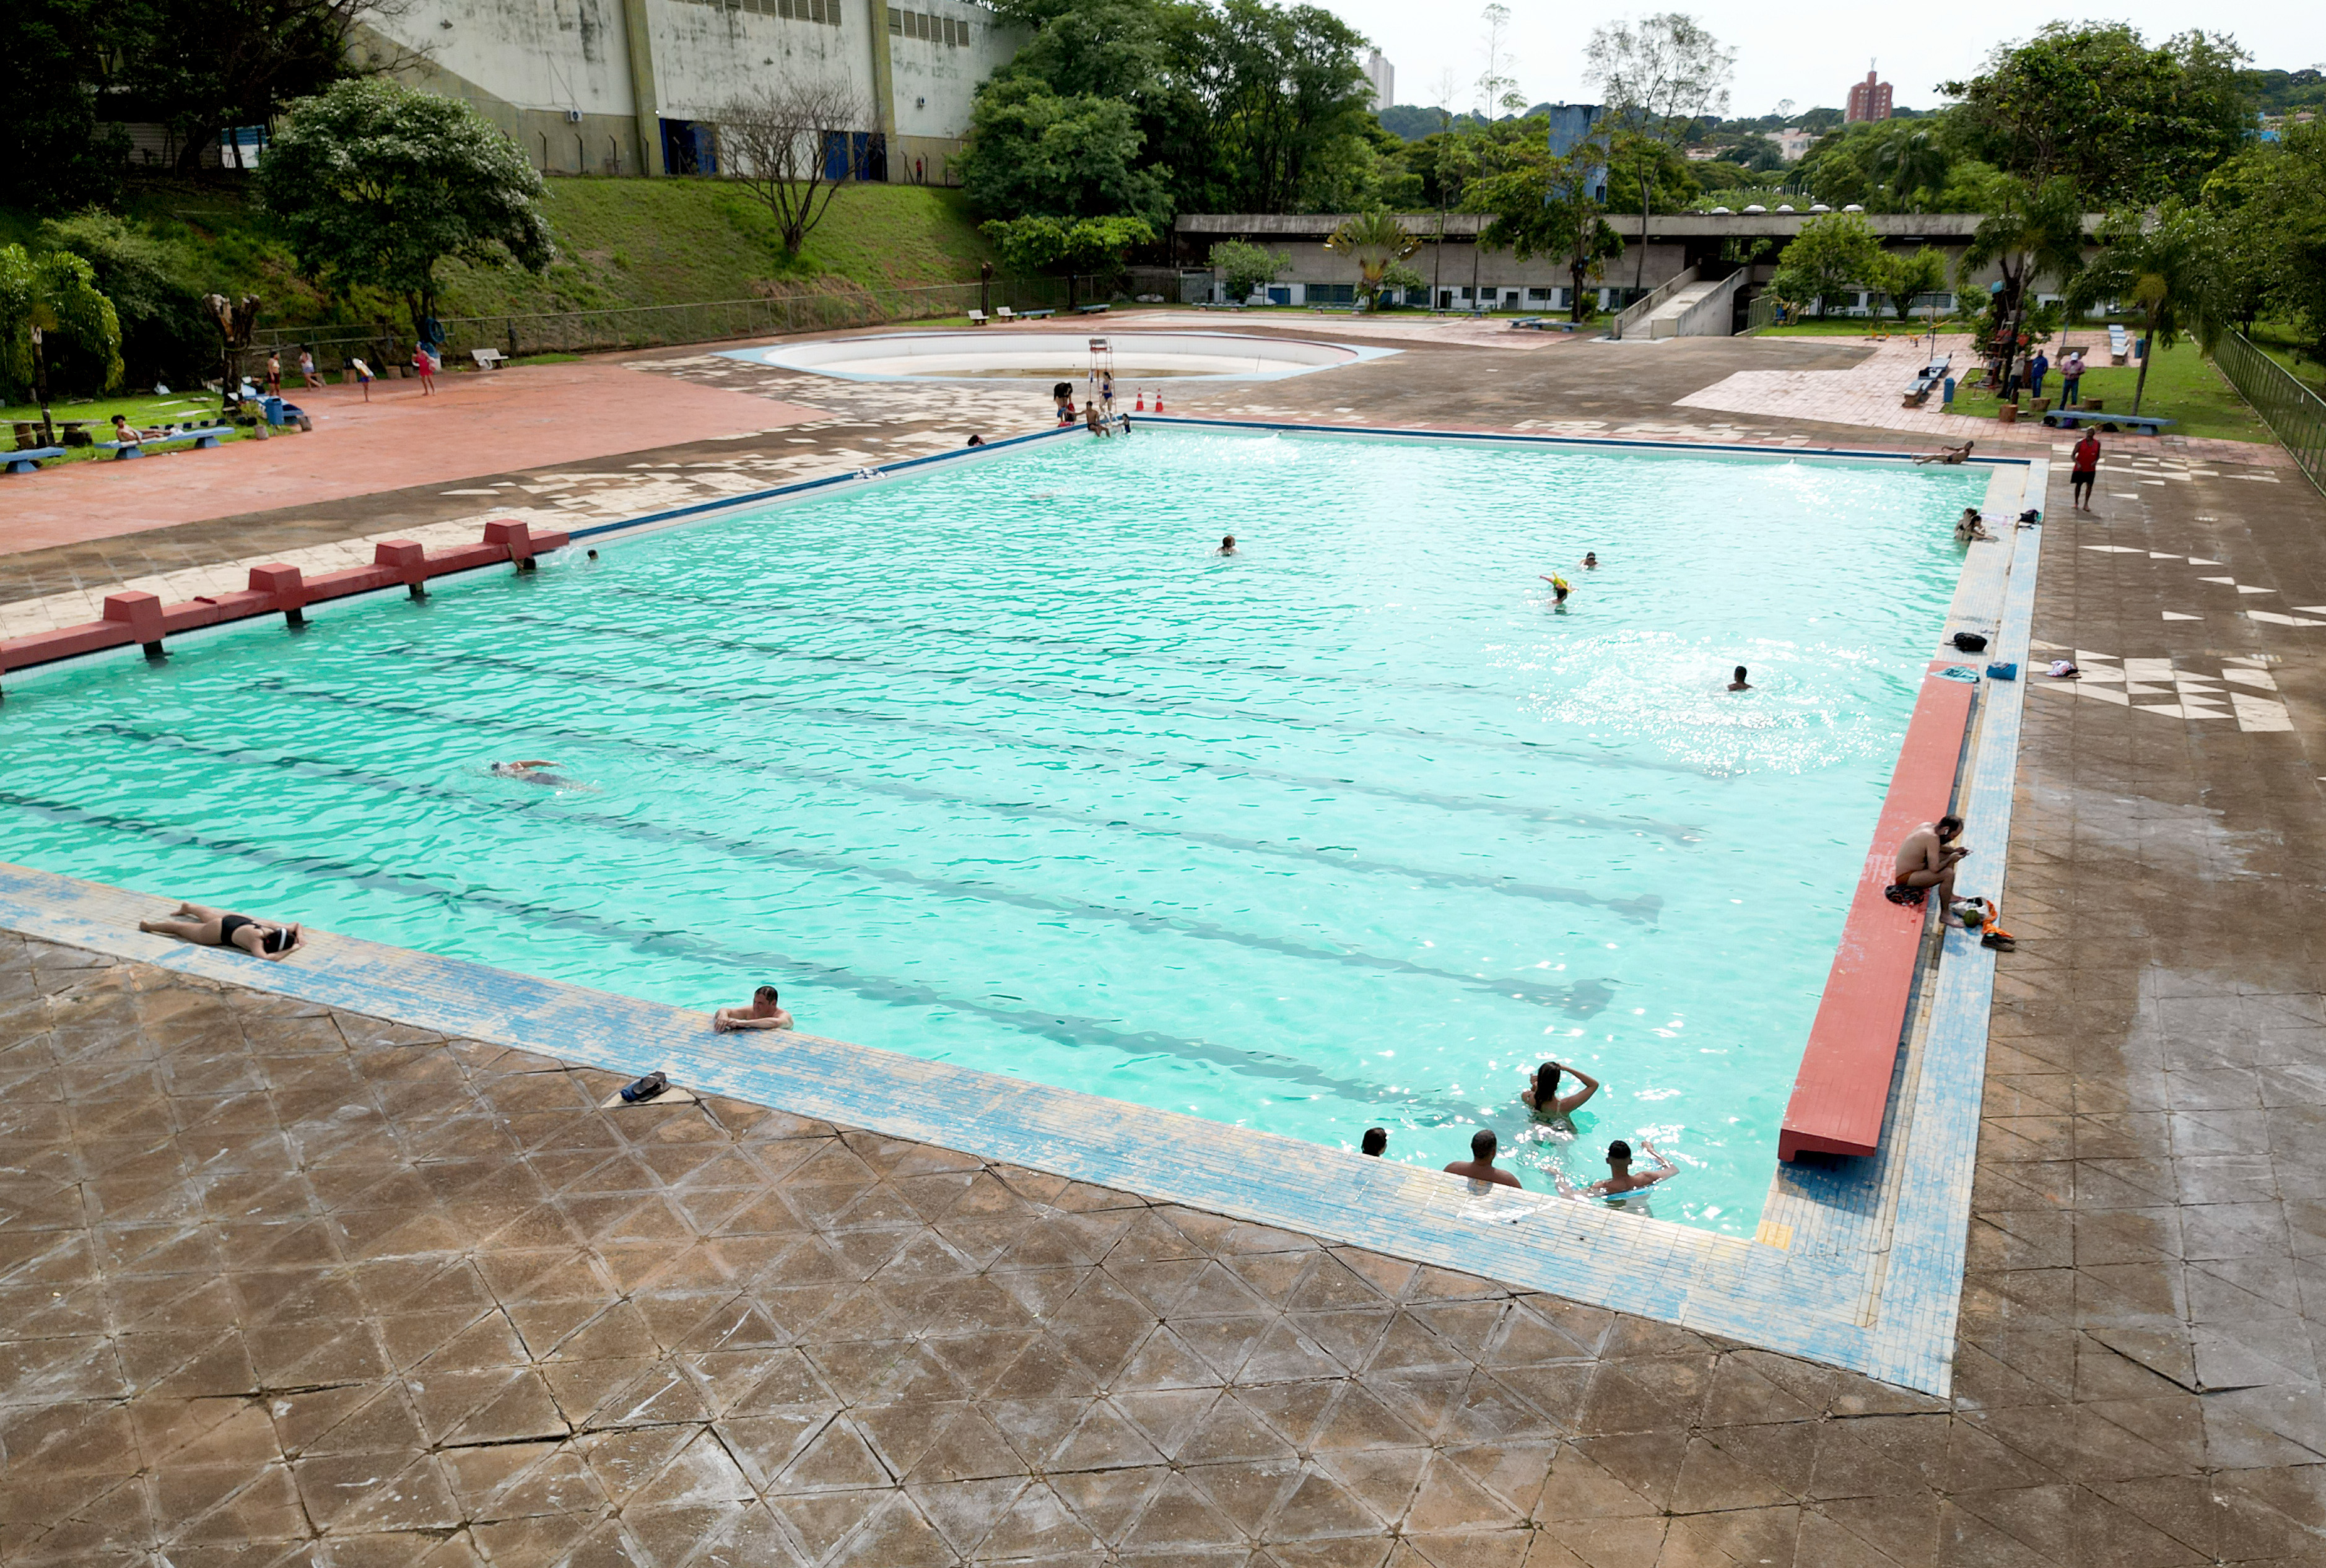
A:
0,430,1984,1231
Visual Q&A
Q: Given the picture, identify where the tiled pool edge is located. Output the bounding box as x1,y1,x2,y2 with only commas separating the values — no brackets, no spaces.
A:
0,433,2040,1395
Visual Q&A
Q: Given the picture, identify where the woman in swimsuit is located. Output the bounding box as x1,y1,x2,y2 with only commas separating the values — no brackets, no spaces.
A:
1519,1060,1600,1118
138,902,305,960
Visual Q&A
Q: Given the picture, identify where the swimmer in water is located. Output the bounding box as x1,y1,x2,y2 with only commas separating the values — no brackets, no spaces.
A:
1726,665,1752,692
1581,552,1598,569
1520,1060,1600,1118
492,759,582,788
1584,1138,1677,1196
1216,536,1237,555
1540,573,1571,606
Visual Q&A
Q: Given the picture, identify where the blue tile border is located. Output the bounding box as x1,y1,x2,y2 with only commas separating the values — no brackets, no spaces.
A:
0,422,2041,1394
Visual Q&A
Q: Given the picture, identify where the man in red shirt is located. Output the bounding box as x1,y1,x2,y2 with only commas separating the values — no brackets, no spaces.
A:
2071,431,2101,511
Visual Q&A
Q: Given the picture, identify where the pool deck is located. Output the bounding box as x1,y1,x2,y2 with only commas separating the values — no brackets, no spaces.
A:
2,323,2324,1565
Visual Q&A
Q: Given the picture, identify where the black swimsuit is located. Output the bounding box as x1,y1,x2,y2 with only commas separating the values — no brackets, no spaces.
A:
218,915,291,954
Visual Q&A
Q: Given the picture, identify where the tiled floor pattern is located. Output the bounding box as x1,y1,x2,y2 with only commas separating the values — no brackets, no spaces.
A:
10,930,2326,1568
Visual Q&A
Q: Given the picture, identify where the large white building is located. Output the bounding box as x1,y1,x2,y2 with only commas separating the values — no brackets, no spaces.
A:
1363,51,1393,110
352,0,1025,180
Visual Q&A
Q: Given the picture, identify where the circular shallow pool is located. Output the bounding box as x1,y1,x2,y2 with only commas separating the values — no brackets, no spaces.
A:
726,329,1382,381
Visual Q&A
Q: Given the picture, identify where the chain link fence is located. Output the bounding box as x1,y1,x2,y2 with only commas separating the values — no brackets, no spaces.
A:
2215,331,2326,495
253,278,1075,366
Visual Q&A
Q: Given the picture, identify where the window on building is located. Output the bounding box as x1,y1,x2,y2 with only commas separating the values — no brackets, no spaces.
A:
730,0,840,21
887,7,965,43
1527,287,1555,302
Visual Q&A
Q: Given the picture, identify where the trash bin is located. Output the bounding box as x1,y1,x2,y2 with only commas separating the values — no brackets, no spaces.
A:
263,396,284,425
1942,377,1956,405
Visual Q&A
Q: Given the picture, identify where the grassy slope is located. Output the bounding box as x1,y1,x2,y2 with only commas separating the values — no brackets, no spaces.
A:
2,175,996,332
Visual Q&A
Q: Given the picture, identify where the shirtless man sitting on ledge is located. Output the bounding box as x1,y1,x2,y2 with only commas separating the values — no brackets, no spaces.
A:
1891,814,1969,908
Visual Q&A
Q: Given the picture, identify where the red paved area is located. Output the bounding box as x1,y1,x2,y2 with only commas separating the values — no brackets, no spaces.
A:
0,361,830,552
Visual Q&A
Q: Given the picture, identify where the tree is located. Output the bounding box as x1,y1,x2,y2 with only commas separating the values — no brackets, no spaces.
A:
123,0,391,174
2203,121,2326,362
2067,203,2218,413
0,246,123,421
1943,24,2254,204
1208,239,1291,302
1,0,128,212
1324,211,1419,308
982,215,1155,304
1585,12,1735,288
1188,0,1377,214
259,79,552,339
717,79,878,259
1957,173,2087,387
1766,212,1886,317
1470,151,1624,323
957,79,1169,225
1875,248,1949,321
38,214,214,391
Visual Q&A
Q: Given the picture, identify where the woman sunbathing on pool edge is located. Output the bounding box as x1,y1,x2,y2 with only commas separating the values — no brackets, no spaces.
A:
138,902,305,960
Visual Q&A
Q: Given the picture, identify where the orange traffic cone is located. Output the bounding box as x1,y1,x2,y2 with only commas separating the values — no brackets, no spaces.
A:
1135,388,1146,411
1154,391,1165,414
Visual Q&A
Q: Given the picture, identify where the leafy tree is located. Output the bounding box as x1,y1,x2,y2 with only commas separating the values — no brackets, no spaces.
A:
1183,0,1375,213
1766,212,1885,317
1585,12,1735,288
259,79,552,339
38,213,214,390
1,0,128,212
0,244,124,407
1376,258,1426,304
1208,239,1291,300
1801,119,1957,212
123,0,390,175
982,216,1156,291
2066,203,2219,412
1323,211,1419,308
1943,24,2254,204
1875,248,1949,321
1958,173,2087,387
2203,121,2326,360
716,79,878,259
957,79,1169,225
1470,151,1624,323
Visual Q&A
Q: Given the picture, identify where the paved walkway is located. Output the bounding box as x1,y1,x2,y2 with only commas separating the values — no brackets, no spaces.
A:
0,364,833,553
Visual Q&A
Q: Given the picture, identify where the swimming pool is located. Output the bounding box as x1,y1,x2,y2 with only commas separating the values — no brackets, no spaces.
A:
0,429,1985,1232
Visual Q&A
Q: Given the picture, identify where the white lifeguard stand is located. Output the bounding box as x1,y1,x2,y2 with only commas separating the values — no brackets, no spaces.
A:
1086,337,1115,416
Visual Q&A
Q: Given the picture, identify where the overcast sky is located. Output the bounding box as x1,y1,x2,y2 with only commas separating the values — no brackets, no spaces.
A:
1330,0,2322,119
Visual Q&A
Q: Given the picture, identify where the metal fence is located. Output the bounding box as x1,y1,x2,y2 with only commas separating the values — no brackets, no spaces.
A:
252,278,1074,364
2215,330,2326,495
1740,292,1783,334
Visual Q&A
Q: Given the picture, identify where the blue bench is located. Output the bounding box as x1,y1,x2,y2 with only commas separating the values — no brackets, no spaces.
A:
2043,409,2174,435
1075,303,1110,315
1901,355,1953,407
1196,301,1247,310
1512,318,1583,333
4,446,66,474
94,425,234,458
1019,308,1057,320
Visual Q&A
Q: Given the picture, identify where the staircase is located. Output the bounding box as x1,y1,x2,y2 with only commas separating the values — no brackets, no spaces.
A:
1640,277,1730,338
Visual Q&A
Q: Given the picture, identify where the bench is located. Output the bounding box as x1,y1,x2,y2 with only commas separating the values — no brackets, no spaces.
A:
1019,308,1056,320
1779,666,1979,1161
966,310,988,326
1197,301,1247,310
469,347,507,370
1075,303,1110,315
4,446,66,475
1900,355,1953,407
1510,318,1585,333
2108,323,2130,365
1308,303,1357,313
94,426,235,459
2042,409,2173,435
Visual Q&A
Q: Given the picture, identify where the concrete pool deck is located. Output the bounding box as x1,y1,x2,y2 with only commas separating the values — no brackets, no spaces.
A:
2,321,2324,1565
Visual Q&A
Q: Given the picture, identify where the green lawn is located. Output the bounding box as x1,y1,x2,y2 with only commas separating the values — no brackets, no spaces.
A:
1941,338,2272,443
2,388,259,464
1762,319,1972,338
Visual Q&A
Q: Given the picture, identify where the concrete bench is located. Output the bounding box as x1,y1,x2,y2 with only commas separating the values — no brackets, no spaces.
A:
966,310,988,326
94,426,234,458
1510,318,1583,333
470,347,507,370
2044,409,2172,435
1779,666,1978,1161
1075,303,1110,315
4,446,66,474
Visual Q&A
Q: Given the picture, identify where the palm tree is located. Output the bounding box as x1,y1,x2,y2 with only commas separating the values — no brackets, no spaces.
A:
2065,202,2218,415
1866,126,1948,212
1958,174,2086,393
1325,211,1422,310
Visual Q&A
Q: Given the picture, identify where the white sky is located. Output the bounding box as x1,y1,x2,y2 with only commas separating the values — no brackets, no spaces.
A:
1330,0,2323,119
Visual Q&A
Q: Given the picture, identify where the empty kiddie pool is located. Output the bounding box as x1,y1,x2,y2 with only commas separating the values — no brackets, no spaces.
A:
721,329,1395,381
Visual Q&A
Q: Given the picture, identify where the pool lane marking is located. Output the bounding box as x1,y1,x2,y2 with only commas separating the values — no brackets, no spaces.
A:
54,721,1622,1019
508,601,1727,783
224,677,1672,924
355,637,1713,845
0,792,1463,1113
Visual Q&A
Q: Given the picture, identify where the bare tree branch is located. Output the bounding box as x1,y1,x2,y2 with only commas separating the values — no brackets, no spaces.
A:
716,79,877,259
